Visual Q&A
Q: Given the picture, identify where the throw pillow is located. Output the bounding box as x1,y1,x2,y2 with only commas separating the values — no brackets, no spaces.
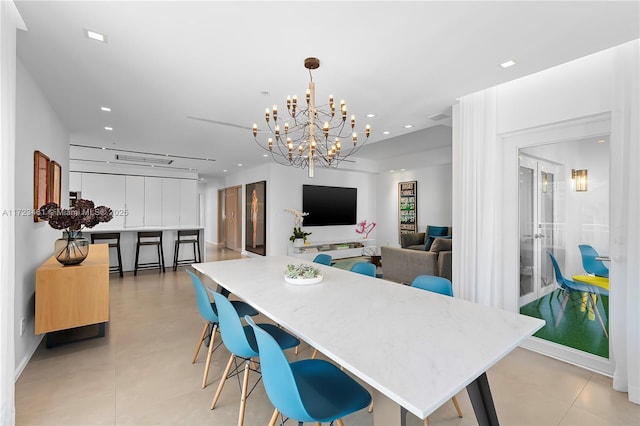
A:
424,225,449,250
429,237,452,253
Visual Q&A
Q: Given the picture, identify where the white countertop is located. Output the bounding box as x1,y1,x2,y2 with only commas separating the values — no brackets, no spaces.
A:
85,225,203,232
194,256,544,421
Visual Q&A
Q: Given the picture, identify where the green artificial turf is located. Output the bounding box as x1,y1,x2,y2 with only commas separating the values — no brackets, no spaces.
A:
520,289,609,359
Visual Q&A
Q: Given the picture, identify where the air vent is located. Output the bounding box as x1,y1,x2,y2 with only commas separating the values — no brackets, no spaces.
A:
426,113,450,121
115,154,173,165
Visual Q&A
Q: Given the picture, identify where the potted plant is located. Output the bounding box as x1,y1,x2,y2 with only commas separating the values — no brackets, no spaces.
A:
285,208,312,246
38,200,113,265
289,227,312,246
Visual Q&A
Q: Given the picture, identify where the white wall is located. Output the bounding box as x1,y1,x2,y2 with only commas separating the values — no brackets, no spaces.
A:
218,163,378,256
14,60,69,374
376,164,453,248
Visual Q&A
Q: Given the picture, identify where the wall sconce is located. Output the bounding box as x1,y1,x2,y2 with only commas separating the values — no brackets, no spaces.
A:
571,169,588,192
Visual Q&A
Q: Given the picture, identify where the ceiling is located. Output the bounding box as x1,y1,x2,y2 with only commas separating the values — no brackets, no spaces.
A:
15,1,640,179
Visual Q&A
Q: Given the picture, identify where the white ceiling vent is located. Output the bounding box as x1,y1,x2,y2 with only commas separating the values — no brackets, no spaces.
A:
115,154,173,165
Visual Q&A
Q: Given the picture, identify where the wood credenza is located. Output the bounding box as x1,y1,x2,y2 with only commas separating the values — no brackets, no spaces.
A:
35,244,109,336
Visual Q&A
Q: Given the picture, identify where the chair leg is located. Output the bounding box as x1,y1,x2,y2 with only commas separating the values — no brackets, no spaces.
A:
588,293,609,338
311,349,318,359
211,353,235,409
173,240,179,271
555,291,569,327
294,346,299,355
423,417,429,426
192,322,209,363
336,419,345,426
134,243,140,276
238,361,250,426
202,324,217,388
368,401,374,413
451,395,463,418
116,244,123,277
268,409,279,426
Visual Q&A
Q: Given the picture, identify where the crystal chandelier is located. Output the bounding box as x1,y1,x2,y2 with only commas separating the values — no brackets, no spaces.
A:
253,57,370,178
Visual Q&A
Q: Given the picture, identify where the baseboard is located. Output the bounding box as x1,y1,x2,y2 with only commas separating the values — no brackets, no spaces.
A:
14,334,44,381
520,336,613,377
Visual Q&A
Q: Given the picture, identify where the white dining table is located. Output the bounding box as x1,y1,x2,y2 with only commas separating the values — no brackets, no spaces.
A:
193,256,544,426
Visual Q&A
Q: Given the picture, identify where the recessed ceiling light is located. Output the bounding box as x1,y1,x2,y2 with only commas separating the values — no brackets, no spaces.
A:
101,106,111,112
383,131,391,135
366,113,376,118
263,154,268,157
500,60,516,68
104,126,113,131
389,170,395,173
223,169,228,172
85,29,107,43
404,124,413,129
238,163,243,167
597,139,606,143
401,169,406,171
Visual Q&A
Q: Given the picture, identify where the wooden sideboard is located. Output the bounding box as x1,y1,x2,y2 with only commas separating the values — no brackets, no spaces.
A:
35,244,109,341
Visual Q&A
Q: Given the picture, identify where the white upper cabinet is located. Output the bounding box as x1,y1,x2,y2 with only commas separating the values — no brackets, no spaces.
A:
161,178,180,226
81,173,126,228
179,180,198,226
144,177,162,226
125,176,145,227
69,172,82,192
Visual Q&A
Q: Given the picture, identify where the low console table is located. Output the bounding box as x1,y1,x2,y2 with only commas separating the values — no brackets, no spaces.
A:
35,244,109,346
287,238,375,261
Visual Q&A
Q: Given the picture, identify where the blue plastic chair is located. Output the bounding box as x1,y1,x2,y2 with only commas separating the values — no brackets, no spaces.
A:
410,275,463,423
547,252,609,337
245,315,371,426
350,261,376,277
208,291,299,426
578,244,609,278
411,275,454,296
313,253,332,265
185,269,258,388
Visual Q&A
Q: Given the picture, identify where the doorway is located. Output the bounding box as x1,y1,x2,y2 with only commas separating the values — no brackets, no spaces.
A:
217,186,242,252
518,155,561,307
517,137,610,361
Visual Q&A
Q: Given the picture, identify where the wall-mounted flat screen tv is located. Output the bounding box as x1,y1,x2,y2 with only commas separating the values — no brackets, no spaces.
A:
302,185,357,226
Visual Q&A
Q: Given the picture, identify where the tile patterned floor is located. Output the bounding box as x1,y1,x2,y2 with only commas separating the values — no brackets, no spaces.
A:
15,246,640,425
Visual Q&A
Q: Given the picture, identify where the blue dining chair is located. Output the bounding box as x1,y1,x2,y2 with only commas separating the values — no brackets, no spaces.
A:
208,290,300,426
410,275,463,425
411,275,454,296
350,261,376,277
245,315,372,426
185,269,258,388
313,253,332,265
547,252,609,337
578,244,609,278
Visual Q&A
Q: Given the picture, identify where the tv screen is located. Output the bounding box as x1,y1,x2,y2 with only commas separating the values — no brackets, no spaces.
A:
302,185,357,226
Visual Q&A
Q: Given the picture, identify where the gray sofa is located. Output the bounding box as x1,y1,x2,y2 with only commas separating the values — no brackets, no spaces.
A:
381,231,452,284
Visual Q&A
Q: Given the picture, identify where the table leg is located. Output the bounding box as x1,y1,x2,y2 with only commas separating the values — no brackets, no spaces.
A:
466,372,499,426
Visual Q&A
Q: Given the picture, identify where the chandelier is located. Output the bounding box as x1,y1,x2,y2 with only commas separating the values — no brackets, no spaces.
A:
253,57,370,178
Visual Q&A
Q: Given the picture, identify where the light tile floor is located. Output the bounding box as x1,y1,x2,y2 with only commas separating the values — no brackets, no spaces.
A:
15,246,640,425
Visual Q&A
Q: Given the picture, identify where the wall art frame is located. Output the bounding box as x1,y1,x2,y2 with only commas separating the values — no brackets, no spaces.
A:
245,180,267,256
33,150,50,222
48,161,62,207
398,180,418,235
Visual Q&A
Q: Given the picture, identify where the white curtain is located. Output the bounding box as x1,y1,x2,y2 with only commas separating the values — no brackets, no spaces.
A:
610,40,640,405
452,87,503,307
1,1,25,424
